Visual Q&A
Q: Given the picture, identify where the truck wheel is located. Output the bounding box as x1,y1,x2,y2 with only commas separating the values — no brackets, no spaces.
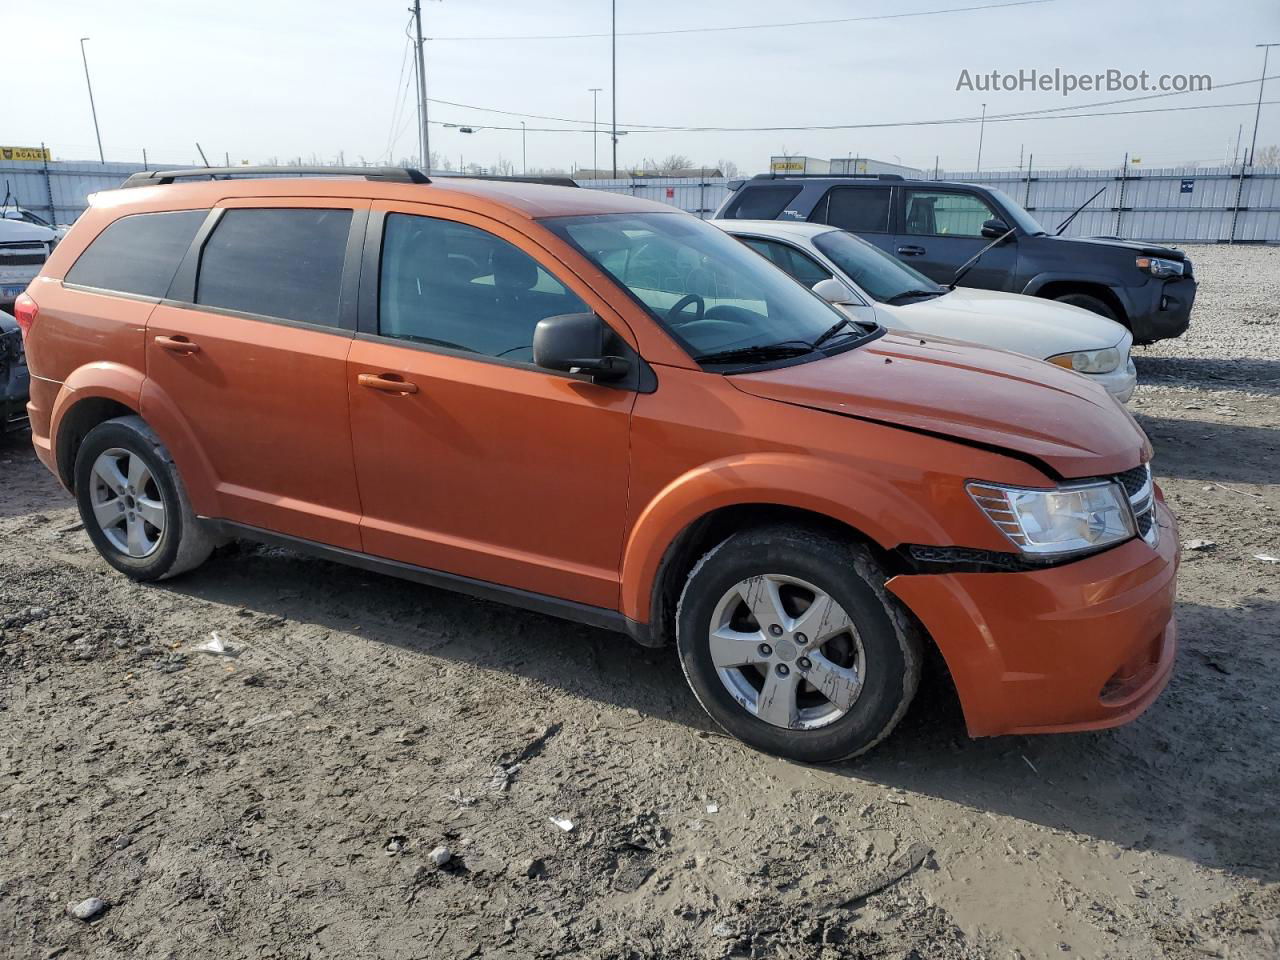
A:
73,415,214,581
1053,292,1119,322
675,526,922,763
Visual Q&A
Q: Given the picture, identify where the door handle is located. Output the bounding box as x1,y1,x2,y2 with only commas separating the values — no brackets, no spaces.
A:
896,245,926,256
358,373,419,395
154,334,200,355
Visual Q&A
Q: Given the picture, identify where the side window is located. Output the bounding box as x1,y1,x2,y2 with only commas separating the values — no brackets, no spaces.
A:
904,190,996,238
196,208,352,326
65,210,207,298
379,213,589,363
815,187,892,234
725,185,802,220
739,237,832,287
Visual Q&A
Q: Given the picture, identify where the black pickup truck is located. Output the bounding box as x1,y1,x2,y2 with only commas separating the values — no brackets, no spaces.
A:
715,174,1196,344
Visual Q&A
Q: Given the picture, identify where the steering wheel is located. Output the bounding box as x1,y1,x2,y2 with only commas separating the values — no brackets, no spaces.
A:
666,293,705,324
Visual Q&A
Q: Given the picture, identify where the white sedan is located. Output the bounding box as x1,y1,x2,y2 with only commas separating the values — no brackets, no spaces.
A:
713,220,1137,402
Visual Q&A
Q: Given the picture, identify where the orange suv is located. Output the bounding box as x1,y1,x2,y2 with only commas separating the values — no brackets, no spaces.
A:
16,167,1179,762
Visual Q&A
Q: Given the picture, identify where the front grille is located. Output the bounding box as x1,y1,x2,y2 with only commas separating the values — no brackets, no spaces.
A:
1115,464,1157,547
0,242,48,267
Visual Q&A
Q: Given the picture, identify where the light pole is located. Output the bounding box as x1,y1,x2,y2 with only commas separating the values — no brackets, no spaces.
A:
412,0,431,172
521,121,526,175
975,102,986,173
1248,43,1279,166
589,87,602,176
79,37,104,163
611,0,618,177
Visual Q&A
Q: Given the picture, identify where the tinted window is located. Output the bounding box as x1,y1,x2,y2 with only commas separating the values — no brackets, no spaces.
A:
903,190,997,238
66,210,206,298
812,230,945,303
196,208,351,325
815,187,892,234
725,185,802,220
379,213,589,362
739,237,832,287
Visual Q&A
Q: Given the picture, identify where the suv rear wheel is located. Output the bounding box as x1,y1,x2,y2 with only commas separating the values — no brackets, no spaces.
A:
675,526,921,762
74,415,214,581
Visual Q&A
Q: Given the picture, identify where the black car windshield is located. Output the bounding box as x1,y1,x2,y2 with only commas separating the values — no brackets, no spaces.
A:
811,229,946,303
985,187,1046,235
544,212,871,364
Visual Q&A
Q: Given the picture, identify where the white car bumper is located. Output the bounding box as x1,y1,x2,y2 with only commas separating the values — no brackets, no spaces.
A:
1088,357,1137,403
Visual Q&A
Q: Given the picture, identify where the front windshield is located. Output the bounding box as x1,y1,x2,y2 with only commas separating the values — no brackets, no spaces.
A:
545,212,861,361
812,230,945,303
986,187,1046,235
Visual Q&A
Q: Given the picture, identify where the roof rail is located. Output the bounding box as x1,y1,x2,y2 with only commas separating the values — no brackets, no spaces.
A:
436,173,580,188
751,172,905,182
120,166,431,188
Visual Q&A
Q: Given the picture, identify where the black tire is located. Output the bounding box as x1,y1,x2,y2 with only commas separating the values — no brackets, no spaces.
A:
73,415,213,581
675,525,922,763
1052,292,1119,323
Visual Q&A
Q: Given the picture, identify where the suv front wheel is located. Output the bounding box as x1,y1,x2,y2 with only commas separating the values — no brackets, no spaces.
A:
676,526,922,763
74,415,214,581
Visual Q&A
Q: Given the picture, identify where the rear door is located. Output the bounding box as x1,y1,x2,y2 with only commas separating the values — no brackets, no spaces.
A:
894,188,1016,289
144,198,369,549
345,203,636,609
807,186,897,255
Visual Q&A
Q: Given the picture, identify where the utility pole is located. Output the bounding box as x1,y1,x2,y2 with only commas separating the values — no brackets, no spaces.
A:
79,38,104,163
520,121,527,174
975,102,986,173
412,0,431,172
1248,43,1278,166
589,87,602,176
611,0,618,177
1233,123,1243,165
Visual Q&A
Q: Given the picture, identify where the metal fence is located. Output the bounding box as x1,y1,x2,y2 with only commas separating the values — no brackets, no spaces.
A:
6,159,1278,243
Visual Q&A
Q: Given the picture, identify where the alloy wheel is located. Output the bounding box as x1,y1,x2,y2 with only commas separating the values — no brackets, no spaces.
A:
88,447,166,558
708,574,865,730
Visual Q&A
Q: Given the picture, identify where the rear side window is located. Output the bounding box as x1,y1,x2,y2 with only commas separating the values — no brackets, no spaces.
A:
196,208,352,325
379,213,588,363
724,184,802,220
65,210,206,298
814,187,892,234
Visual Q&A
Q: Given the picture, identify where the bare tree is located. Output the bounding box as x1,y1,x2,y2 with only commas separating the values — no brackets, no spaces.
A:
657,154,693,174
1254,144,1280,167
717,158,740,178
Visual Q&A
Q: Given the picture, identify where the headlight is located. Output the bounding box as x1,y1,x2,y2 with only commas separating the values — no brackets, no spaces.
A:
1136,255,1183,278
1047,346,1122,374
967,480,1135,558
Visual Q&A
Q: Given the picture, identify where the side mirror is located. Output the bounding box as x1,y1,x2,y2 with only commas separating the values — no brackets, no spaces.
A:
533,312,630,381
812,277,858,305
981,218,1012,239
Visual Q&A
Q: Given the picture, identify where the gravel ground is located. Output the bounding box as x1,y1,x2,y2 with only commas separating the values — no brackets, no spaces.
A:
2,246,1278,960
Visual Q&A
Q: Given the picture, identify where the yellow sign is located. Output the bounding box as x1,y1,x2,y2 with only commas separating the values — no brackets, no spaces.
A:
771,160,806,173
1,146,52,162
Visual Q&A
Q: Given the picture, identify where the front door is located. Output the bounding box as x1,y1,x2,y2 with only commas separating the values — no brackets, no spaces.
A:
346,205,635,609
894,188,1017,289
145,199,368,550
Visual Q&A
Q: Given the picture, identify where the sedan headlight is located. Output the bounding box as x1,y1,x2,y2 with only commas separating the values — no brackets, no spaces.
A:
1047,346,1122,374
1136,255,1184,278
968,480,1135,558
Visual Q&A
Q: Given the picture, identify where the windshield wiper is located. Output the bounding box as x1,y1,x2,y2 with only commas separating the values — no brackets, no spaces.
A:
885,288,944,304
694,341,814,366
1054,187,1106,236
810,316,859,349
948,225,1018,290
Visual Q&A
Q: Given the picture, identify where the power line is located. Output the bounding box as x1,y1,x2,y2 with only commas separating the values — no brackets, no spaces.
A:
430,0,1054,41
426,73,1277,134
428,97,1280,136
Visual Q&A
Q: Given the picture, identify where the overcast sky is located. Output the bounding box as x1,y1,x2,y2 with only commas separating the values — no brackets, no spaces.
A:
8,0,1279,174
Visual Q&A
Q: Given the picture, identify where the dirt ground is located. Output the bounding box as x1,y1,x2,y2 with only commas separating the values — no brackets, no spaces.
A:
2,245,1278,960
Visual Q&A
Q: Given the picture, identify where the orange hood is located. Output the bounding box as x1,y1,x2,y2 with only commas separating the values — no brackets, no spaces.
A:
730,332,1150,479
